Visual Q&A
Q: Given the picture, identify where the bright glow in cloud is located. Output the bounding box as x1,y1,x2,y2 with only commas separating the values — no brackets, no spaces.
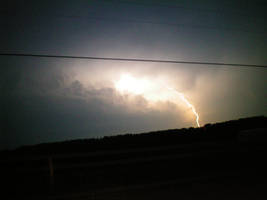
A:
114,74,201,127
115,74,151,95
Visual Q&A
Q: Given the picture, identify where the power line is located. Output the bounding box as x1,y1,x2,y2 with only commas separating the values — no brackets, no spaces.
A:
1,53,266,69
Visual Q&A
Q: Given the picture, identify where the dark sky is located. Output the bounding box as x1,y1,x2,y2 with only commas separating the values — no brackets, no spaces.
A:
1,0,267,150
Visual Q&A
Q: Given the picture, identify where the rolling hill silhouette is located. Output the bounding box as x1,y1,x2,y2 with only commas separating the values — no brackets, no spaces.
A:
1,116,267,199
3,115,266,155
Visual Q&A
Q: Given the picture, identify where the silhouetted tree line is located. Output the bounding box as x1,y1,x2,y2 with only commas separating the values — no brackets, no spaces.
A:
1,116,266,156
1,116,267,198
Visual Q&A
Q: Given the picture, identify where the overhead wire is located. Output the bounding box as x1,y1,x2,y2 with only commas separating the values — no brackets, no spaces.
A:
0,1,266,67
0,53,266,69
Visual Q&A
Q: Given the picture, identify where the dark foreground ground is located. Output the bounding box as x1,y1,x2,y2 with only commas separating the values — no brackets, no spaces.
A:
1,116,267,199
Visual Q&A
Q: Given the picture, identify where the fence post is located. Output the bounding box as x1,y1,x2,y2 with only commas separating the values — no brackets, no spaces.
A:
48,157,54,191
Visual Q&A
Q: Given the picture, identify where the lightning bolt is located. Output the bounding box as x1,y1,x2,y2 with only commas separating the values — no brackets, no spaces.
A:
165,86,200,128
115,74,201,128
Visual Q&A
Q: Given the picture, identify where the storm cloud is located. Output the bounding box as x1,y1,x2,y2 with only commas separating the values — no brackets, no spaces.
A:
1,0,267,149
1,59,266,150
